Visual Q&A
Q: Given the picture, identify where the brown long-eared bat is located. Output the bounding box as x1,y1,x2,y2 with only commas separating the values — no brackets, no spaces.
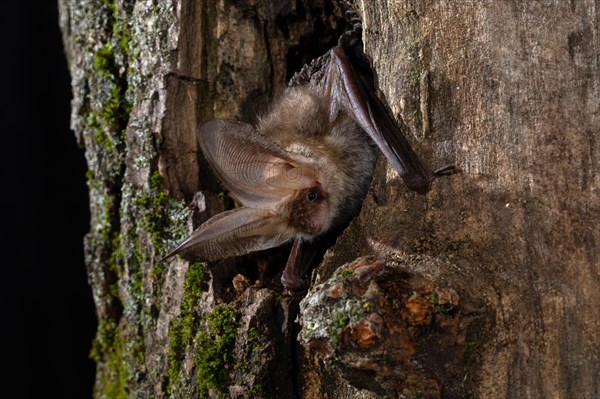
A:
163,24,455,290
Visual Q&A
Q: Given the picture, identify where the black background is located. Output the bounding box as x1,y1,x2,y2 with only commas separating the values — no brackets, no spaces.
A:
1,2,97,398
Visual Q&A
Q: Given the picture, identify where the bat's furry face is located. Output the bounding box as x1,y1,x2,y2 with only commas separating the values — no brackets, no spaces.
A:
286,185,330,237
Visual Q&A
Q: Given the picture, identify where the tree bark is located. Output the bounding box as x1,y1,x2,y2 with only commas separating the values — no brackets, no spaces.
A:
60,0,599,398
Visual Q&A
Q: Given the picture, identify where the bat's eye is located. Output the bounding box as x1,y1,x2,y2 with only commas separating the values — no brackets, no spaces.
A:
306,191,318,201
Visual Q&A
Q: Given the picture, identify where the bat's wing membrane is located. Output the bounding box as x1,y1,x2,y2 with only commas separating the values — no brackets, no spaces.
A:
198,119,318,208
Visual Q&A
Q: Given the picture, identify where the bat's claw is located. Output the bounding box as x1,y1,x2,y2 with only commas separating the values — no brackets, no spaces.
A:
433,164,459,177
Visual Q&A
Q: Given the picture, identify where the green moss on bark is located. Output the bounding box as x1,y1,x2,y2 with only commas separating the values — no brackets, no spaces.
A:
133,171,189,253
195,305,240,397
90,322,129,399
167,262,208,394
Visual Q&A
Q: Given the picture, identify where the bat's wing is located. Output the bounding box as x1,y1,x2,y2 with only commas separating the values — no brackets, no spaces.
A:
291,43,454,194
328,46,436,193
197,119,318,208
162,206,294,261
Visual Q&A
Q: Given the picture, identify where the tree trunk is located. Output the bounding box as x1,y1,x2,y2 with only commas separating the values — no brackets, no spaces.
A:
60,1,599,398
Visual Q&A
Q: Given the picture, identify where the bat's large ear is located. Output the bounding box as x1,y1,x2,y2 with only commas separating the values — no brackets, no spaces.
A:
198,119,318,208
162,206,293,261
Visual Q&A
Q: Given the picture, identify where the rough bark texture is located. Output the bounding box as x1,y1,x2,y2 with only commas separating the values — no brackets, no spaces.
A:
60,0,599,398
